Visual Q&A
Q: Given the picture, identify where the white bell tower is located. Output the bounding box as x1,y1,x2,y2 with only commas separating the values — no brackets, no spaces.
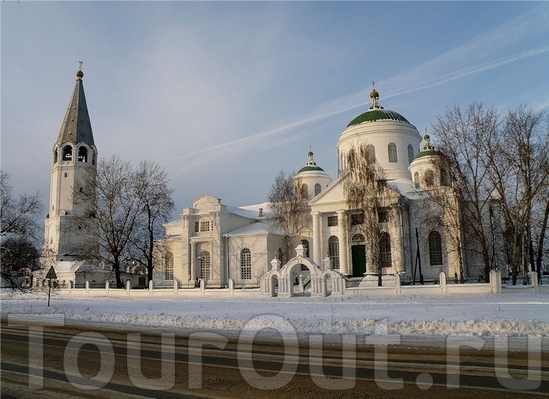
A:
44,67,98,261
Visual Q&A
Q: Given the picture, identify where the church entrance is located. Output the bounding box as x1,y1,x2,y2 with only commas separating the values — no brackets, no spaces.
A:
351,234,366,277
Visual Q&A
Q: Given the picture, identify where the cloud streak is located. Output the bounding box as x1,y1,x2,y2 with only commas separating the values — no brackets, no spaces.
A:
162,4,549,178
165,44,549,178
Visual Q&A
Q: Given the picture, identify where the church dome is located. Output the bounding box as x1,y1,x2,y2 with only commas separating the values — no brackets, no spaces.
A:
347,108,409,127
337,86,422,181
294,150,332,199
346,85,409,127
298,151,325,173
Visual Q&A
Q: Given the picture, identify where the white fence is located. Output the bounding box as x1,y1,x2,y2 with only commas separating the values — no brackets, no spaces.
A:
50,270,548,298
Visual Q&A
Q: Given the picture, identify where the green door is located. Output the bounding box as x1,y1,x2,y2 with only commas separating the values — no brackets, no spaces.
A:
352,245,366,277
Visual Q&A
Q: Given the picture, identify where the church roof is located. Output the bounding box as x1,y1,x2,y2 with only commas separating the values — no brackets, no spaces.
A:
297,150,326,174
347,108,409,127
413,134,444,160
346,87,409,127
229,222,284,236
55,69,95,147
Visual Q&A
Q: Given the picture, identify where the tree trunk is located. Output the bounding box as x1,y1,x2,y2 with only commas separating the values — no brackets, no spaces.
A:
536,200,549,284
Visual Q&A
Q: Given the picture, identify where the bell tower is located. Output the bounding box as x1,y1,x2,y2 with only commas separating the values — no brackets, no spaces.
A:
44,67,98,261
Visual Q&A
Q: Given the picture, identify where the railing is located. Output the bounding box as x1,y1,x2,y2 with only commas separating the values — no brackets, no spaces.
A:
49,271,547,298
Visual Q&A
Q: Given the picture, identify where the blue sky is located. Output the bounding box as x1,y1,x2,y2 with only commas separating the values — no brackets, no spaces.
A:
2,1,549,220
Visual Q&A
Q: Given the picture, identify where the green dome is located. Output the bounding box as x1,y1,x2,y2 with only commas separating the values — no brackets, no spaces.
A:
298,165,325,173
347,108,409,127
413,149,443,160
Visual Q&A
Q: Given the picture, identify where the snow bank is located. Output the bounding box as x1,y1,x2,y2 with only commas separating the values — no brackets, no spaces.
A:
2,291,549,337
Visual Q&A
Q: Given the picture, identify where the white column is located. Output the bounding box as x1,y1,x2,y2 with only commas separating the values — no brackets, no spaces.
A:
312,212,322,265
190,241,196,282
337,210,349,276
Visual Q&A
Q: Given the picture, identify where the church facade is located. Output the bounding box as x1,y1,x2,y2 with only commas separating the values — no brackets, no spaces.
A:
158,89,487,289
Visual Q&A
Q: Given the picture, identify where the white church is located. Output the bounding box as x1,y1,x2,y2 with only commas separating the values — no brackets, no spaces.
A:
157,88,487,290
43,69,489,291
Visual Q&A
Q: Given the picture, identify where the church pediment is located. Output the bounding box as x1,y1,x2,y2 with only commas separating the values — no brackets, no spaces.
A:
192,194,222,212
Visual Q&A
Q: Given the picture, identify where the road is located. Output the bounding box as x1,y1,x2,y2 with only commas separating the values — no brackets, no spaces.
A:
1,319,548,398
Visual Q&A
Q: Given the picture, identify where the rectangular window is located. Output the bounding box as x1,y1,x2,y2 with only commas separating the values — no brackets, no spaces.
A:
240,249,252,280
378,208,389,223
200,221,210,232
327,216,338,227
351,213,364,225
194,222,199,233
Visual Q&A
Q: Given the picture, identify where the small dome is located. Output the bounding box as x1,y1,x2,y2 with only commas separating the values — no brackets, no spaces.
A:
413,135,444,160
298,164,325,173
298,150,325,173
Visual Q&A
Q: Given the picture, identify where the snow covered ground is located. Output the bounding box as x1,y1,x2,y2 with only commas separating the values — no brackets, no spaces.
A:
2,290,549,339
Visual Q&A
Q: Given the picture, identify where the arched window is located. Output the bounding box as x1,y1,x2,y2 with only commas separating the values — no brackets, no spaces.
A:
366,145,376,163
388,143,398,163
424,169,434,187
240,248,251,280
414,171,420,189
429,231,443,266
199,250,210,280
300,184,309,199
314,183,321,196
407,144,415,164
328,236,340,269
440,168,449,186
352,234,365,244
379,232,392,268
78,147,88,162
164,252,174,280
62,145,73,161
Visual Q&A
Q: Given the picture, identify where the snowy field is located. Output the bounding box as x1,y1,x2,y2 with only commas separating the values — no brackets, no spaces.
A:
2,290,549,339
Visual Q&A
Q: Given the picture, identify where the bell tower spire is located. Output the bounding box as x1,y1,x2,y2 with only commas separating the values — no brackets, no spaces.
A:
44,66,98,261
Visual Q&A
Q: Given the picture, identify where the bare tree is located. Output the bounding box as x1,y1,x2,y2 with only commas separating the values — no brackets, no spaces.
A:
74,155,141,288
487,105,549,284
1,170,43,241
414,156,467,283
267,171,310,262
130,160,175,283
1,171,43,288
343,145,388,285
432,103,499,280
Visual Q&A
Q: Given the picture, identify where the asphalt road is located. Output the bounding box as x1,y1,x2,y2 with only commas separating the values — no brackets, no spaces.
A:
1,320,548,398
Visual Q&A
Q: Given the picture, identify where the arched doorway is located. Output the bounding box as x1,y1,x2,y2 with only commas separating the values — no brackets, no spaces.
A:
351,233,366,277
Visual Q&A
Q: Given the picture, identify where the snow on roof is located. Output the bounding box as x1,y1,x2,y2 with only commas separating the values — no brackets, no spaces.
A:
229,222,284,237
387,178,423,200
51,261,86,273
226,202,273,219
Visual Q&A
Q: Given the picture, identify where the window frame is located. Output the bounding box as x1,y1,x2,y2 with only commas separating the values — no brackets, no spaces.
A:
380,232,392,268
314,183,321,196
328,236,340,269
199,250,211,280
407,144,415,164
429,231,443,266
164,253,174,281
388,142,398,163
240,248,252,280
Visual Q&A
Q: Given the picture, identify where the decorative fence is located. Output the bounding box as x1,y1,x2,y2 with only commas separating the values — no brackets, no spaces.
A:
51,270,547,298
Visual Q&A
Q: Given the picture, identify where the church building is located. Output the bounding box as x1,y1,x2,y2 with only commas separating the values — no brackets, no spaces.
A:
42,69,489,291
158,88,486,289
